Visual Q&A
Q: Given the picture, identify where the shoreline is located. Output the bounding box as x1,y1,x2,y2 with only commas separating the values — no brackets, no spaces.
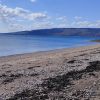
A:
0,43,100,59
0,44,100,99
0,40,98,58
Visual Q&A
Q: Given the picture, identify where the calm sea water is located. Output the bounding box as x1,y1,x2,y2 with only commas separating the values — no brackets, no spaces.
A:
0,34,98,56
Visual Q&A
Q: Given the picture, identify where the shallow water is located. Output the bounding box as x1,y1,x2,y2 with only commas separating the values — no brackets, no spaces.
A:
0,34,98,56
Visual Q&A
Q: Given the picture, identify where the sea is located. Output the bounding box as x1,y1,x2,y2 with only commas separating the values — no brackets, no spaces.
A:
0,34,99,56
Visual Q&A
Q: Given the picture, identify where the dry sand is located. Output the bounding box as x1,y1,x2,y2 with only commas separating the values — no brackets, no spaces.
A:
0,44,100,100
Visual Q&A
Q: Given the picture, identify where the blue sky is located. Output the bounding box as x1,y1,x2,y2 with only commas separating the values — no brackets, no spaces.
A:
0,0,100,32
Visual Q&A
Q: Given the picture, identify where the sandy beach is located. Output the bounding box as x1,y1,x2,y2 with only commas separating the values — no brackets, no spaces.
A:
0,44,100,100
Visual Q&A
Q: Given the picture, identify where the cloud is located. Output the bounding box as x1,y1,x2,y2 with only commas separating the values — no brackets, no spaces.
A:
30,0,36,2
56,16,67,22
75,21,91,27
0,4,48,32
32,21,54,29
0,4,47,21
72,19,100,28
74,16,82,20
0,4,100,33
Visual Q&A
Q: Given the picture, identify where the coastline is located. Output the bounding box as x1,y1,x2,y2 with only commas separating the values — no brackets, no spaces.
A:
0,44,100,99
0,43,100,61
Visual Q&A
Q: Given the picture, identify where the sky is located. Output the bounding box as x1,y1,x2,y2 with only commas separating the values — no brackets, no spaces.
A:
0,0,100,33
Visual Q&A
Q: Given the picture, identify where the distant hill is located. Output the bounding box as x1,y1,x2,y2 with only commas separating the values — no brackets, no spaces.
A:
5,28,100,37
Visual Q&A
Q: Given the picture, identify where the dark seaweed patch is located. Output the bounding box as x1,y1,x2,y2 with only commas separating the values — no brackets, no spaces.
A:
67,60,76,64
86,61,100,72
27,67,34,69
30,73,39,77
7,88,49,100
2,73,23,84
7,61,100,99
79,53,87,56
42,61,100,91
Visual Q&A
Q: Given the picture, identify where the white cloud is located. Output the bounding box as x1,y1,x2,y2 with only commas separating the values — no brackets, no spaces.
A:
0,4,47,21
71,20,100,28
74,16,82,20
0,4,48,32
32,21,53,29
30,0,36,3
76,21,90,27
0,4,100,33
57,16,66,20
56,16,67,22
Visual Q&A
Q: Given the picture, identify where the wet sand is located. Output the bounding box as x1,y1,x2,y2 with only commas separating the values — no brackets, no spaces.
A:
0,44,100,100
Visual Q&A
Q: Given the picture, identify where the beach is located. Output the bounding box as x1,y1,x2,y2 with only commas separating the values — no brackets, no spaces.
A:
0,44,100,100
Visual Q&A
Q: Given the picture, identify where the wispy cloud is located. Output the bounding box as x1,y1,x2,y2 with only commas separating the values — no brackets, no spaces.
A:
30,0,36,3
0,4,47,21
0,4,48,32
74,16,82,20
0,4,100,33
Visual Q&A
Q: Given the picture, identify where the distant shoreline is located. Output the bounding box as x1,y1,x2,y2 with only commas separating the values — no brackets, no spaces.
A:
91,39,100,42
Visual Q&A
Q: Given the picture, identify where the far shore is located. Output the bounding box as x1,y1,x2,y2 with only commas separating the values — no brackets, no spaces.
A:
91,39,100,42
0,44,100,99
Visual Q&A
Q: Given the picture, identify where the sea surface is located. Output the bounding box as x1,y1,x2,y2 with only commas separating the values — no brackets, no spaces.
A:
0,34,99,56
